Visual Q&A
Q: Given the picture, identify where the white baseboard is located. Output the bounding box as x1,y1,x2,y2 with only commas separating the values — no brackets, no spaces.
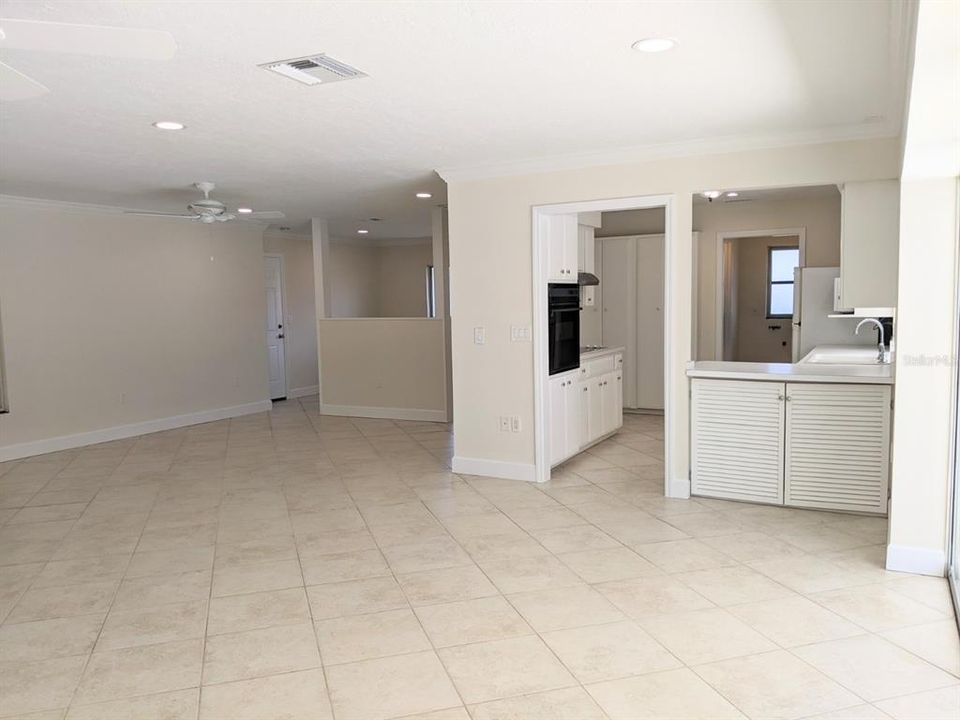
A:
320,403,447,423
885,543,946,577
452,455,537,482
0,400,272,462
288,385,319,399
667,476,691,499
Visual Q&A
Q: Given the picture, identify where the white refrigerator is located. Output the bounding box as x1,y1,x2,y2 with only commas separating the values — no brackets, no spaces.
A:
792,267,873,362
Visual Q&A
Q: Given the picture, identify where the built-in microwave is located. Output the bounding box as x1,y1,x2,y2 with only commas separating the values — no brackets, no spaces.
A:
548,283,580,375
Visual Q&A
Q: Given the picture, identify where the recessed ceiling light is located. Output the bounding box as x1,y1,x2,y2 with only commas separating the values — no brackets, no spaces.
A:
152,120,185,130
237,208,253,214
631,37,677,53
702,190,721,200
357,229,369,234
725,192,739,198
416,192,432,199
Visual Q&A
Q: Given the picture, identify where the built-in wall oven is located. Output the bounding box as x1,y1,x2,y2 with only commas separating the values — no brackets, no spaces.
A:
548,283,580,375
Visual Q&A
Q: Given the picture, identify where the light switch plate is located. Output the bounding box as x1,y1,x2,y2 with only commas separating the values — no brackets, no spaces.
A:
474,327,485,344
510,326,531,342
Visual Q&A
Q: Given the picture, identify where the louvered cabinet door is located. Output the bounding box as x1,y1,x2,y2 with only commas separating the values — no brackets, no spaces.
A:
784,383,891,514
691,379,785,504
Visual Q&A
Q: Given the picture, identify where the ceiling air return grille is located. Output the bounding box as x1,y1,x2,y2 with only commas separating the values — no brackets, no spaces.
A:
260,54,366,86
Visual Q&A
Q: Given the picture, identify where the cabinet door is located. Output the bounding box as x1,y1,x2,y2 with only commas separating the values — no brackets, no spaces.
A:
839,180,899,309
600,371,621,435
588,376,603,443
548,375,567,466
564,380,581,457
544,214,578,283
691,379,785,504
784,383,891,514
577,379,591,448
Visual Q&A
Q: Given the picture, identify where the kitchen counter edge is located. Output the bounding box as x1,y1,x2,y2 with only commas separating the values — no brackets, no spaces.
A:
686,361,894,385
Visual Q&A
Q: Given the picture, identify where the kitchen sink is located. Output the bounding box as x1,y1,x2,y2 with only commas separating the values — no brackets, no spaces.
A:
799,346,887,365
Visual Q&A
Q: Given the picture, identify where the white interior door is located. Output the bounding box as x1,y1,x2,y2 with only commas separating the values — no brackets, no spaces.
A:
264,255,287,400
635,235,665,410
601,237,637,407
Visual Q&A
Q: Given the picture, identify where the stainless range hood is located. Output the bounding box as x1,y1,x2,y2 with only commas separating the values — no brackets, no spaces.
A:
578,271,599,287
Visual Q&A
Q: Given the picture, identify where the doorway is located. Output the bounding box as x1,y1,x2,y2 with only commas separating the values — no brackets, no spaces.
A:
532,194,679,493
716,228,805,362
264,254,287,400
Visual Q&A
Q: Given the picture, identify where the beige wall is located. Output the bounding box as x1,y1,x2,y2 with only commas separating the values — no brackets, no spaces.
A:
733,236,798,363
329,241,380,318
377,243,433,318
263,232,318,395
318,318,447,420
443,137,900,487
328,239,432,318
0,205,269,459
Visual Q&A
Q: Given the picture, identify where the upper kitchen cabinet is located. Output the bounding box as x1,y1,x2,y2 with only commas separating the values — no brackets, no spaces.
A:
542,214,579,282
839,179,899,311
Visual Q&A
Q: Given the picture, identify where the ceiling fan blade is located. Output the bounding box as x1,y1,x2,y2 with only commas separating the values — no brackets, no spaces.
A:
0,60,48,100
0,18,177,60
243,211,286,219
123,211,195,218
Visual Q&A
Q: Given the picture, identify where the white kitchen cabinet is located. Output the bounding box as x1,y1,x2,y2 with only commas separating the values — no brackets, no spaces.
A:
542,214,579,283
691,379,785,504
600,371,622,436
578,224,597,307
784,383,891,514
691,378,891,514
549,370,581,466
839,180,899,310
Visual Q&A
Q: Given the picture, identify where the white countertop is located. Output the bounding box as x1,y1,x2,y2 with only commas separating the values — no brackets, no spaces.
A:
686,360,894,385
580,346,625,361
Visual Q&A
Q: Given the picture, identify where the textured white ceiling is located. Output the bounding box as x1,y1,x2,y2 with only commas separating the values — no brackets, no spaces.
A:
0,1,909,237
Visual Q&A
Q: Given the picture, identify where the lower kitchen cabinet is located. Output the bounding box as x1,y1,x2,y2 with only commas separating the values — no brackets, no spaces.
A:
691,378,891,514
549,370,580,466
550,353,625,468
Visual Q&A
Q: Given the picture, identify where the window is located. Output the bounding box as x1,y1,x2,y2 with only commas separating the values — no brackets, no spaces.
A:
425,265,436,318
767,246,800,318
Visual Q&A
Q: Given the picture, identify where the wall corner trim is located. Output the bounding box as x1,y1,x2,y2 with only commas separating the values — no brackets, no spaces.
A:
0,400,272,463
452,456,537,483
885,543,946,577
320,403,447,423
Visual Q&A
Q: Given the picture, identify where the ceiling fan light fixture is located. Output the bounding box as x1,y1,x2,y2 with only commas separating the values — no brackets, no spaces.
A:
701,190,722,200
152,120,185,131
631,37,677,53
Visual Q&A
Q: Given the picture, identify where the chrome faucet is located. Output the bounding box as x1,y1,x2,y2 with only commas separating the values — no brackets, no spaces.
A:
855,318,886,363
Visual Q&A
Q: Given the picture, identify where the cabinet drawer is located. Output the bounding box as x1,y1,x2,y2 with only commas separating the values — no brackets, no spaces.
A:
581,355,616,378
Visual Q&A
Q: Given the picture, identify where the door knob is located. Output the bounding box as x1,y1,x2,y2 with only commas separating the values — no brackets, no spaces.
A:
277,334,285,339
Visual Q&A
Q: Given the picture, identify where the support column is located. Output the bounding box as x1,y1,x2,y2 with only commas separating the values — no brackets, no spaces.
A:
311,218,331,404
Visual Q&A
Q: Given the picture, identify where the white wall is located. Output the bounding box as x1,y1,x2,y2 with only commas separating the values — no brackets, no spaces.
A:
0,204,269,460
263,232,319,396
443,137,900,486
885,0,960,577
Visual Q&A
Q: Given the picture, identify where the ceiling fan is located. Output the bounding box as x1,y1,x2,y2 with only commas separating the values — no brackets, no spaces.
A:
0,17,177,101
125,182,285,224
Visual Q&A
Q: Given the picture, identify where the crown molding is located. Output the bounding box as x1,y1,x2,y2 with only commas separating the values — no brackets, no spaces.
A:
436,122,900,184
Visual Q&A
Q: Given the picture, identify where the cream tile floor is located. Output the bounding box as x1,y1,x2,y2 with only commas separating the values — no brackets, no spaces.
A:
0,401,957,720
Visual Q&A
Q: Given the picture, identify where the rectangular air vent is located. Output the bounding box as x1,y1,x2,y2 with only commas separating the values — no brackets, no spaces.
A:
260,54,366,86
